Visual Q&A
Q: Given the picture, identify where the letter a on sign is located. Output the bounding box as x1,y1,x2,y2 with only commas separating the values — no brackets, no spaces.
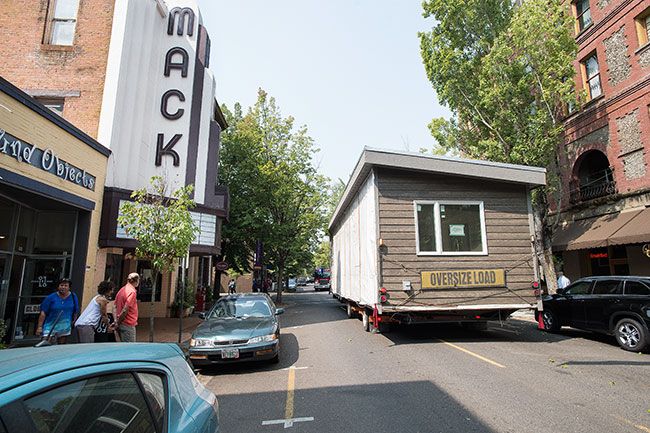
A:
156,133,181,166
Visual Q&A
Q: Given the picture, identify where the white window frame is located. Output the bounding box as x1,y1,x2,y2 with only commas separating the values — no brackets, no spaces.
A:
413,200,488,256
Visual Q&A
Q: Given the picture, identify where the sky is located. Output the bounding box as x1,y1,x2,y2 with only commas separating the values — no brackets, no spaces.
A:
197,0,449,183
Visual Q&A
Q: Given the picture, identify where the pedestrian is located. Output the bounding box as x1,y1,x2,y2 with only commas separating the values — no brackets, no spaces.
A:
557,271,571,289
36,278,80,345
228,279,237,294
263,277,271,293
114,272,140,343
74,281,115,343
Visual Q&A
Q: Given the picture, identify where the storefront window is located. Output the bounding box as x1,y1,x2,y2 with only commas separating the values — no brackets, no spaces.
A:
0,198,16,252
415,201,487,255
104,253,124,286
137,261,162,302
34,212,76,255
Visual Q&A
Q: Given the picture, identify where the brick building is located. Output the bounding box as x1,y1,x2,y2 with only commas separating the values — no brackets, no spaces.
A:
0,0,228,328
553,0,650,278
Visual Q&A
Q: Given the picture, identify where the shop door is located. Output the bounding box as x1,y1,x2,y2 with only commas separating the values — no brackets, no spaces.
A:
13,257,70,341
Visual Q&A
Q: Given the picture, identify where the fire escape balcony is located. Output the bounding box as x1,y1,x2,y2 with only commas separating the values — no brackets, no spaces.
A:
570,179,617,204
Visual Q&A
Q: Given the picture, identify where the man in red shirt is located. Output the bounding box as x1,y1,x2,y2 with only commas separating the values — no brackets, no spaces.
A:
115,272,140,342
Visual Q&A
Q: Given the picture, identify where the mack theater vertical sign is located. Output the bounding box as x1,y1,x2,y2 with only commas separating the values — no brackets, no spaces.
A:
155,7,196,167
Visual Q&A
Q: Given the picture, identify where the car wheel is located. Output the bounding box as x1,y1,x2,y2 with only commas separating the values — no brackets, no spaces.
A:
614,318,648,352
541,309,560,332
362,310,370,332
346,303,354,318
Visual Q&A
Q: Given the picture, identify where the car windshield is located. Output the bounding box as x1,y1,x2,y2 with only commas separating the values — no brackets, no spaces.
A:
321,272,331,278
208,298,272,318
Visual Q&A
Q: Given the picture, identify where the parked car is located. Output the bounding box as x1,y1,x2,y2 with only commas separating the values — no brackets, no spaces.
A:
189,293,284,367
297,277,307,286
539,276,650,352
288,278,297,290
0,343,219,433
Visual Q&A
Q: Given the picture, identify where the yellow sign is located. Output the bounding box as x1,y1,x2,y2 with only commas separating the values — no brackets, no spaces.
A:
421,269,506,289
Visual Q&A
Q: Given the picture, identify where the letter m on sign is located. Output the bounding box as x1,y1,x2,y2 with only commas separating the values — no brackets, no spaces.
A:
168,7,195,36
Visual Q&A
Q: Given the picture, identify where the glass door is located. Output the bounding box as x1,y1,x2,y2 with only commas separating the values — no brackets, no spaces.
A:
13,257,71,340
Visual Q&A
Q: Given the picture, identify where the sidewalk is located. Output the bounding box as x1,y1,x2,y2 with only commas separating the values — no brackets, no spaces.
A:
135,316,202,344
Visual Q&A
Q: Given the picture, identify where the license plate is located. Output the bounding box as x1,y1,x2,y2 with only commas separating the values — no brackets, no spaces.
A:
221,348,239,359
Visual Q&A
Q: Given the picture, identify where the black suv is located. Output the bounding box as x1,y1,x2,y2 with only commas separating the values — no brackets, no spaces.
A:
540,276,650,352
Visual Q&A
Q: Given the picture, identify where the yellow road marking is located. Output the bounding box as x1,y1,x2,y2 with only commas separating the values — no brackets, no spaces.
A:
439,339,506,368
284,366,296,420
615,416,650,433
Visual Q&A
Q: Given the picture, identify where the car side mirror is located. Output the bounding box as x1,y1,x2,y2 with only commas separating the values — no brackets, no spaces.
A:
275,308,285,315
198,312,206,320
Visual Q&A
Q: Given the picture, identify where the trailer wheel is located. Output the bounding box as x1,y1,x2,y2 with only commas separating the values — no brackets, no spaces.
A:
362,310,370,332
346,303,354,319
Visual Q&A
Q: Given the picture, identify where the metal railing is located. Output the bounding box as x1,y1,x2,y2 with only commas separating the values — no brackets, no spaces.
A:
570,179,616,204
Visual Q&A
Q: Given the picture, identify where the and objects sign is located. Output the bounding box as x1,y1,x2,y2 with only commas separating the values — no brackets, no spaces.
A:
0,129,96,190
421,269,506,290
215,261,229,271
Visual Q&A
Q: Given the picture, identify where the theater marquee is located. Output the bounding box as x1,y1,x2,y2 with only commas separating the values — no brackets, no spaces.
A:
421,269,506,290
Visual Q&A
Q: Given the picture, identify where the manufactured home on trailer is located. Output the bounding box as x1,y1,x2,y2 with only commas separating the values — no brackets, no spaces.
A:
329,148,546,331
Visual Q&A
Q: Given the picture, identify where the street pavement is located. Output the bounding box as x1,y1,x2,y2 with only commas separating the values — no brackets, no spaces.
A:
196,286,650,433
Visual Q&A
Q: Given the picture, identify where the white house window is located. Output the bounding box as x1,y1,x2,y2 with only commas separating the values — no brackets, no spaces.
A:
46,0,80,46
414,201,487,255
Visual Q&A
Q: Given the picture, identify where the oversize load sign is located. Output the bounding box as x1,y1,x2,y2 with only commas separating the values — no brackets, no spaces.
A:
421,269,506,289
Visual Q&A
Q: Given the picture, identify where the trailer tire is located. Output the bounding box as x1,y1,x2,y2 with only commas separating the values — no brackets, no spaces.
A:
362,310,370,332
346,303,354,319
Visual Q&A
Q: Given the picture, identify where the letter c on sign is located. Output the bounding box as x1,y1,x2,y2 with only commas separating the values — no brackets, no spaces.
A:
161,89,185,120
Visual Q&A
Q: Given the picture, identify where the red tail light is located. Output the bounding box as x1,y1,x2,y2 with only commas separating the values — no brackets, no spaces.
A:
379,287,389,303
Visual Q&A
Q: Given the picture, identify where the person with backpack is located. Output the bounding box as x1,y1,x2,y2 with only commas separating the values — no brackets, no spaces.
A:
74,281,115,343
36,278,80,344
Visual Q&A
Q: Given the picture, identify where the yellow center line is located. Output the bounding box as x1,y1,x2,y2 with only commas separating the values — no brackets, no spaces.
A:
439,339,506,368
284,366,296,420
615,416,650,433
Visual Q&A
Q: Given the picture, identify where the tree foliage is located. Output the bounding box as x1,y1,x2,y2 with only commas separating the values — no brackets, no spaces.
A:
117,176,197,341
419,0,578,292
219,89,329,302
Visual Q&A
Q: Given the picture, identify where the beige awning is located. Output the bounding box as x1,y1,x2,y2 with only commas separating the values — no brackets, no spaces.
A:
608,208,650,246
553,210,643,251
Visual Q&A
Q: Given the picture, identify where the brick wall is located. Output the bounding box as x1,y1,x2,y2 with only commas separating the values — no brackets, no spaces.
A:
560,0,650,213
0,0,115,140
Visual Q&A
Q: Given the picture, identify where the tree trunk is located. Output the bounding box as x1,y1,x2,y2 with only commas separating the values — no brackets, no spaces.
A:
532,203,558,295
275,266,284,304
150,270,159,343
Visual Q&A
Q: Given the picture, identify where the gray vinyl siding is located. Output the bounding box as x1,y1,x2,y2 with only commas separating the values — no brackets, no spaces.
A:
376,168,536,307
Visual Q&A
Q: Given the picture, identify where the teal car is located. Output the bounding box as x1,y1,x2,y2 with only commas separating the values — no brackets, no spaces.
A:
0,343,219,433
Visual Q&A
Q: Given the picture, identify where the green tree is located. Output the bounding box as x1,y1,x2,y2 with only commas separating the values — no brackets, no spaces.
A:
117,176,198,341
312,241,331,269
219,89,329,303
420,0,577,293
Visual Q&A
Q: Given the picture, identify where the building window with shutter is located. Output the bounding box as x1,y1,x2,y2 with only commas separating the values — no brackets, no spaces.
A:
581,53,602,101
44,0,80,46
573,0,592,33
635,8,650,47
